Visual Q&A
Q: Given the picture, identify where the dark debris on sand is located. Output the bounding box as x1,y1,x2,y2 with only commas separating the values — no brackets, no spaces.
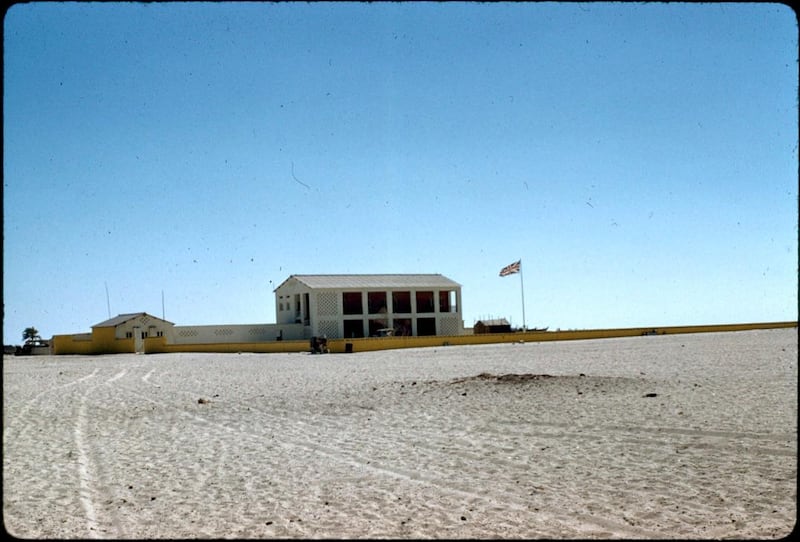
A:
451,372,556,384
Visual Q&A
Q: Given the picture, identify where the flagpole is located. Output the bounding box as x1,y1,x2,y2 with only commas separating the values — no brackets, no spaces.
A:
519,259,526,331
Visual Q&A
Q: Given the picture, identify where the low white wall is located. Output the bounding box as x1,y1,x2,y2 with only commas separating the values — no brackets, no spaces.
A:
169,323,305,344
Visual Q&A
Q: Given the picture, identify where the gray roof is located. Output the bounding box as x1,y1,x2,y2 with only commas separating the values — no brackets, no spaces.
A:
476,319,510,326
279,274,461,291
93,312,174,328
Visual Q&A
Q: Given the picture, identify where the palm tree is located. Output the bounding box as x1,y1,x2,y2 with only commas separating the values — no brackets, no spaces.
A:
22,327,40,343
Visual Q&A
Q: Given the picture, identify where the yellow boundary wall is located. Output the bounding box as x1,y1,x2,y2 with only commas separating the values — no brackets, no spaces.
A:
325,321,798,354
52,329,135,355
51,335,311,355
51,321,796,355
143,337,310,354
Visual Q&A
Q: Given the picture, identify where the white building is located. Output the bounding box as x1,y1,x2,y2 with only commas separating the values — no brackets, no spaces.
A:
273,274,464,339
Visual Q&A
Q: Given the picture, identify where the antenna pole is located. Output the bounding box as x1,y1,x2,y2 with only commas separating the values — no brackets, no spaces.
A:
105,282,111,318
519,260,526,331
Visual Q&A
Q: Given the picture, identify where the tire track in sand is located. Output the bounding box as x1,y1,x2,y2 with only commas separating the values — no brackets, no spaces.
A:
3,368,99,444
74,392,101,538
117,372,664,539
70,368,131,539
99,365,754,539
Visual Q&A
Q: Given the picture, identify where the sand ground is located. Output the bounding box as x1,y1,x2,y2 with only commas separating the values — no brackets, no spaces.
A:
3,328,796,539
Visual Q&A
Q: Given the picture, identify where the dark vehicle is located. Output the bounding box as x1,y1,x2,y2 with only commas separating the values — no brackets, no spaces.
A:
309,336,329,354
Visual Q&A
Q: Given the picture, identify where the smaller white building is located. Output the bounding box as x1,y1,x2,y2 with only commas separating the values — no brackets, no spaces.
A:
274,274,464,339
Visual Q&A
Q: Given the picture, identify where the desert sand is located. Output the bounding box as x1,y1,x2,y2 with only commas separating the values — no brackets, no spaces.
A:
3,328,796,539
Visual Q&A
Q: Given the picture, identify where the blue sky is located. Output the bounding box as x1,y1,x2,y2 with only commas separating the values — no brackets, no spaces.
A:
3,2,797,344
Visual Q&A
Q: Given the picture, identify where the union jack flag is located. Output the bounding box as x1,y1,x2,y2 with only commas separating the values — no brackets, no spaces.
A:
499,260,521,277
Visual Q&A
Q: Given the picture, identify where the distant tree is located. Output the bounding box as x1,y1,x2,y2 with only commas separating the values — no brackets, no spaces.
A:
22,327,40,343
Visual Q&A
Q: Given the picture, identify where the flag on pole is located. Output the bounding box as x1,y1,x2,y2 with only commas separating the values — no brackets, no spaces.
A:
499,260,521,277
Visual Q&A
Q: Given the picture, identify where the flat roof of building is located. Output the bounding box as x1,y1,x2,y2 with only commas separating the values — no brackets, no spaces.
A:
278,274,461,290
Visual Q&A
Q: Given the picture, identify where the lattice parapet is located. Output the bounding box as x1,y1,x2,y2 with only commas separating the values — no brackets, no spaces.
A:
317,292,339,316
317,320,339,338
439,315,462,336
